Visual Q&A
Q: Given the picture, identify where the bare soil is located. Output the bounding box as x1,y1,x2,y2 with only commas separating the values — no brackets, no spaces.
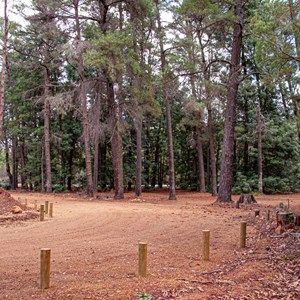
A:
0,190,299,300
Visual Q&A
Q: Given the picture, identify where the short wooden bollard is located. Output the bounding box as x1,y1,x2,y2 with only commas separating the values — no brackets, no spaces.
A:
266,210,270,221
34,200,38,210
45,201,49,214
138,242,147,277
240,221,247,248
40,248,51,289
25,198,28,207
202,230,210,261
254,209,260,217
49,203,53,218
40,205,45,221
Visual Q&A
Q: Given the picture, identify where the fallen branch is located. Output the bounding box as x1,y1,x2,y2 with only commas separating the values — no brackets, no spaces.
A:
177,278,212,284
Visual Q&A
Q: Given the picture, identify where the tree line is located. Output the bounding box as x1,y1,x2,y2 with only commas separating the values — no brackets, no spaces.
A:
0,0,299,201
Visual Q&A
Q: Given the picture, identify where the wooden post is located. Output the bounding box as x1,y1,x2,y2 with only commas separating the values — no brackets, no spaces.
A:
49,203,53,218
287,199,290,210
40,205,45,221
34,200,37,210
25,198,28,207
45,201,49,214
138,242,147,277
40,248,51,289
254,209,260,217
240,221,247,248
266,210,270,221
202,230,210,261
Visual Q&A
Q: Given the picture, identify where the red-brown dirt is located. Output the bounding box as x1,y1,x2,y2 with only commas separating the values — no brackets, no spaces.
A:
0,190,299,299
0,188,39,223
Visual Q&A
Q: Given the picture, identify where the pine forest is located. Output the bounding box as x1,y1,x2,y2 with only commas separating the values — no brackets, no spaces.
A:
1,0,300,201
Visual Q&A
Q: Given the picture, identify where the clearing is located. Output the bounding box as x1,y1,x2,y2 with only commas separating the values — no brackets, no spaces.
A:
0,190,299,299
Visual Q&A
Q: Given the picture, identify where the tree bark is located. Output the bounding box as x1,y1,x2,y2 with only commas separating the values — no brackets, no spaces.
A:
217,0,244,202
135,118,142,197
155,0,176,200
257,104,263,194
99,142,107,190
195,127,206,192
196,27,217,196
151,130,160,188
107,80,124,199
187,25,206,193
93,135,99,192
207,103,218,196
241,46,249,174
20,138,27,189
43,67,52,193
74,0,93,197
12,135,18,190
0,0,8,137
67,146,74,191
279,83,289,119
93,91,102,193
4,131,13,187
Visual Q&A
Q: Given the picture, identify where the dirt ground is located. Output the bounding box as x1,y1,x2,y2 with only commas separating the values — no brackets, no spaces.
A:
0,190,299,300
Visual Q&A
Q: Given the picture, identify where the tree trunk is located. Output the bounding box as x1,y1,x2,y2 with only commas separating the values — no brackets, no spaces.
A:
187,26,206,193
145,126,150,188
99,142,107,190
12,135,18,190
93,135,99,192
0,0,8,137
257,104,263,194
107,80,124,199
241,47,249,174
81,90,94,197
279,83,289,119
93,91,102,193
158,155,164,188
217,0,244,202
135,118,142,197
287,78,300,140
41,145,45,192
67,147,74,191
288,0,300,66
207,103,218,196
155,0,176,200
74,0,93,197
151,130,160,188
195,127,206,192
20,138,27,189
206,146,210,189
196,24,217,196
4,131,13,187
43,67,52,193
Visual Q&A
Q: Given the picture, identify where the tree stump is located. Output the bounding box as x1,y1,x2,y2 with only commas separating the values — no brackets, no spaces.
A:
276,212,294,227
275,212,295,233
236,194,257,208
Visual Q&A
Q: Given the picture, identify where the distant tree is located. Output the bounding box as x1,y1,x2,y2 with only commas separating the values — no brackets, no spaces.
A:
0,0,8,137
73,0,94,197
257,103,263,194
155,0,176,200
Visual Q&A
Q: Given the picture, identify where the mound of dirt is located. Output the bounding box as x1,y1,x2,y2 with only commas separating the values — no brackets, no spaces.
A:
0,188,38,223
0,188,27,215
